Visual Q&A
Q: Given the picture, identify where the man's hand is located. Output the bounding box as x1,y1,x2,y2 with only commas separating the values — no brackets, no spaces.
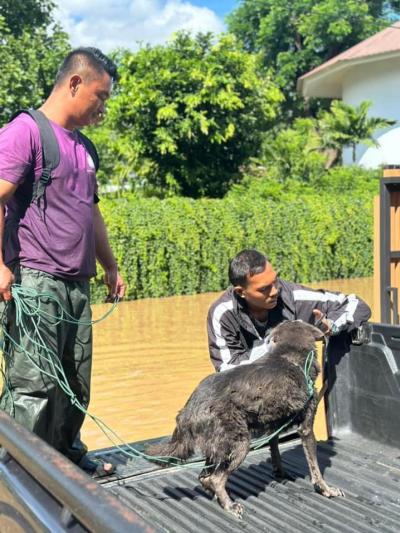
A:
104,267,126,302
0,264,15,301
312,309,332,335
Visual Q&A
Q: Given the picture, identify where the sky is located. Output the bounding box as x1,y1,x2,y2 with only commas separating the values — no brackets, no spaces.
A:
54,1,239,53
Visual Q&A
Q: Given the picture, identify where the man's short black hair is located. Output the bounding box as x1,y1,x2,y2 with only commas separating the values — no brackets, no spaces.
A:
55,47,118,85
229,249,268,287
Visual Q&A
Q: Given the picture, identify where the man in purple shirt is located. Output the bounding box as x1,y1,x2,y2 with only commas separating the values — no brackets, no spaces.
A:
0,47,125,476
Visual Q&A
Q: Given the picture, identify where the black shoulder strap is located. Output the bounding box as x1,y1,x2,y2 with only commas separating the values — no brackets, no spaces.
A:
11,109,60,206
76,130,100,172
11,110,100,207
12,109,60,171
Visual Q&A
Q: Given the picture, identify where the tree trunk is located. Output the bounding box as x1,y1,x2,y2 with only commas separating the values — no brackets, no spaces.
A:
324,148,339,169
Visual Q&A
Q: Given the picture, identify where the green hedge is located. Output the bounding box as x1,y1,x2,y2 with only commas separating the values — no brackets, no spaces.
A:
90,191,374,303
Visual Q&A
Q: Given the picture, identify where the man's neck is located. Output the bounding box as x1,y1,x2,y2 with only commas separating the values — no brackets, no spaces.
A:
39,94,76,131
248,307,269,322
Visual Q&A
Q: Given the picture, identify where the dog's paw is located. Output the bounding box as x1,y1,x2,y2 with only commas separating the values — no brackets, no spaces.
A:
315,483,345,498
325,486,345,498
227,502,244,519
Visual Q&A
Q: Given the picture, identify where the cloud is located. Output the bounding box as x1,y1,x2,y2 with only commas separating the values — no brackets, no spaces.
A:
54,0,224,52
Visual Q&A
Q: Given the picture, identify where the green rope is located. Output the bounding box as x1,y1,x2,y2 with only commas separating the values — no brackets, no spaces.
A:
304,348,316,397
0,285,203,468
0,285,316,470
11,284,119,326
249,348,315,450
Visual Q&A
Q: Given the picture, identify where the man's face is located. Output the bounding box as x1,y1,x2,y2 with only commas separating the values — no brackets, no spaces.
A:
71,70,112,127
236,262,279,311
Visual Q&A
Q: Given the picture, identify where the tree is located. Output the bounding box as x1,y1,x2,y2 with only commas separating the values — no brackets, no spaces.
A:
260,118,327,182
227,1,400,118
0,0,55,35
90,32,283,198
240,100,394,187
318,100,396,162
0,2,70,125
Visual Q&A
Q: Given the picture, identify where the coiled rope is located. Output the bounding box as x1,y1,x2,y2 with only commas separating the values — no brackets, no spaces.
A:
0,285,316,468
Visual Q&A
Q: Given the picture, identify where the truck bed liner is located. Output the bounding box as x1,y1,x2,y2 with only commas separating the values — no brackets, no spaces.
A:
93,434,400,532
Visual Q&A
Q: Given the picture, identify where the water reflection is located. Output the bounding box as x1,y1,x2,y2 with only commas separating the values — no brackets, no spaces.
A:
84,277,374,450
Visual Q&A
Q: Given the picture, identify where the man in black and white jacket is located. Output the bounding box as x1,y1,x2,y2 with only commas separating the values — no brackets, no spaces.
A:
207,249,371,372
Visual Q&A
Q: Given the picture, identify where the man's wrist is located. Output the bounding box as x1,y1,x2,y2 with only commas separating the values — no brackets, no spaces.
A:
326,318,339,335
100,260,118,272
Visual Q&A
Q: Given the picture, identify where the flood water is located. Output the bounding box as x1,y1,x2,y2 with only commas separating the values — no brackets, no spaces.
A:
84,277,374,450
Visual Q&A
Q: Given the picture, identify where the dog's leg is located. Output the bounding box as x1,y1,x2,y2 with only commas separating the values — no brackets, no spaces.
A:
199,460,216,498
201,439,249,519
270,436,285,479
299,400,344,498
270,436,295,482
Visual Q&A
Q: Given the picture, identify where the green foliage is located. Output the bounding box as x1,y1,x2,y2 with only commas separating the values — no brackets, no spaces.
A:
0,3,70,125
260,118,328,182
91,184,375,302
227,0,399,117
228,164,379,200
318,100,396,162
252,100,394,182
0,0,55,35
316,165,380,195
89,32,283,198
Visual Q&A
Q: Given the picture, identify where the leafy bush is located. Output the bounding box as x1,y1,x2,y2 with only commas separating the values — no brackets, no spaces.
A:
89,32,283,198
228,164,380,201
91,187,374,302
260,118,328,183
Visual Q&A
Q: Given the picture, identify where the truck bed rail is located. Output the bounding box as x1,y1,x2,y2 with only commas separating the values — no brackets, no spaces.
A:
0,410,155,532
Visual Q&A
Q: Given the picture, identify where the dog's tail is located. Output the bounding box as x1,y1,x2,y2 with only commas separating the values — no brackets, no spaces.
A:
145,424,194,465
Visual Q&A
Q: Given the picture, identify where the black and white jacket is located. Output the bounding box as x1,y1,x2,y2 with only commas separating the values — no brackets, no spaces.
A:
207,279,371,372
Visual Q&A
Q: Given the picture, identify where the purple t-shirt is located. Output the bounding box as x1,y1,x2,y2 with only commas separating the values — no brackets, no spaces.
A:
0,113,98,280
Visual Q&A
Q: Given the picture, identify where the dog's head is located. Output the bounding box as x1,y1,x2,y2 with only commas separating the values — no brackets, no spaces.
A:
269,320,324,353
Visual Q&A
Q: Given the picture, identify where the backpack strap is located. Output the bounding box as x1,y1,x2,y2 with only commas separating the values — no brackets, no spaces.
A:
11,109,100,206
11,109,60,206
77,130,100,172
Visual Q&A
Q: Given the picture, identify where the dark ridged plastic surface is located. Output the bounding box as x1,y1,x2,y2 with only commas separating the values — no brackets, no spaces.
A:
95,435,400,533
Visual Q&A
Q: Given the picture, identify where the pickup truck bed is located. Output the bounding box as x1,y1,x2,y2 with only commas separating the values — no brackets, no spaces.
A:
1,323,399,532
93,433,400,533
92,322,400,532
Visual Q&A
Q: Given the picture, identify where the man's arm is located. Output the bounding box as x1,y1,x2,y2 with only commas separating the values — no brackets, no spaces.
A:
324,292,371,334
286,280,372,335
0,180,18,300
0,114,41,301
93,203,126,301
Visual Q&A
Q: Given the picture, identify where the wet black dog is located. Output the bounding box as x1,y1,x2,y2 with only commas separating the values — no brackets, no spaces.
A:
146,320,344,518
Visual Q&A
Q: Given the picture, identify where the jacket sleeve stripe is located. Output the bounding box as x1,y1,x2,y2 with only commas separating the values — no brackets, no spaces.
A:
293,289,346,303
333,294,359,329
211,300,234,365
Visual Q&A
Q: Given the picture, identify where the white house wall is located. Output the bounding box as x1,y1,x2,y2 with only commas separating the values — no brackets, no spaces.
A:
341,57,400,166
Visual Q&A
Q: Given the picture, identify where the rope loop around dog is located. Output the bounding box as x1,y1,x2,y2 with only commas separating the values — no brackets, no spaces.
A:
303,349,316,397
0,285,317,469
250,349,315,450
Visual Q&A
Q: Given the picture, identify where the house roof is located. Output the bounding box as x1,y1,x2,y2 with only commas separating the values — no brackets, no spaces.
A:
298,21,400,98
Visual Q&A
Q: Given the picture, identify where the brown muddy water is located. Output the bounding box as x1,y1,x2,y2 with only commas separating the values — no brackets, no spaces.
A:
84,277,374,450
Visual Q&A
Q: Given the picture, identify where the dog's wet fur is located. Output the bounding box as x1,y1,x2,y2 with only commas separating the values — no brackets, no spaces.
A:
146,320,344,518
